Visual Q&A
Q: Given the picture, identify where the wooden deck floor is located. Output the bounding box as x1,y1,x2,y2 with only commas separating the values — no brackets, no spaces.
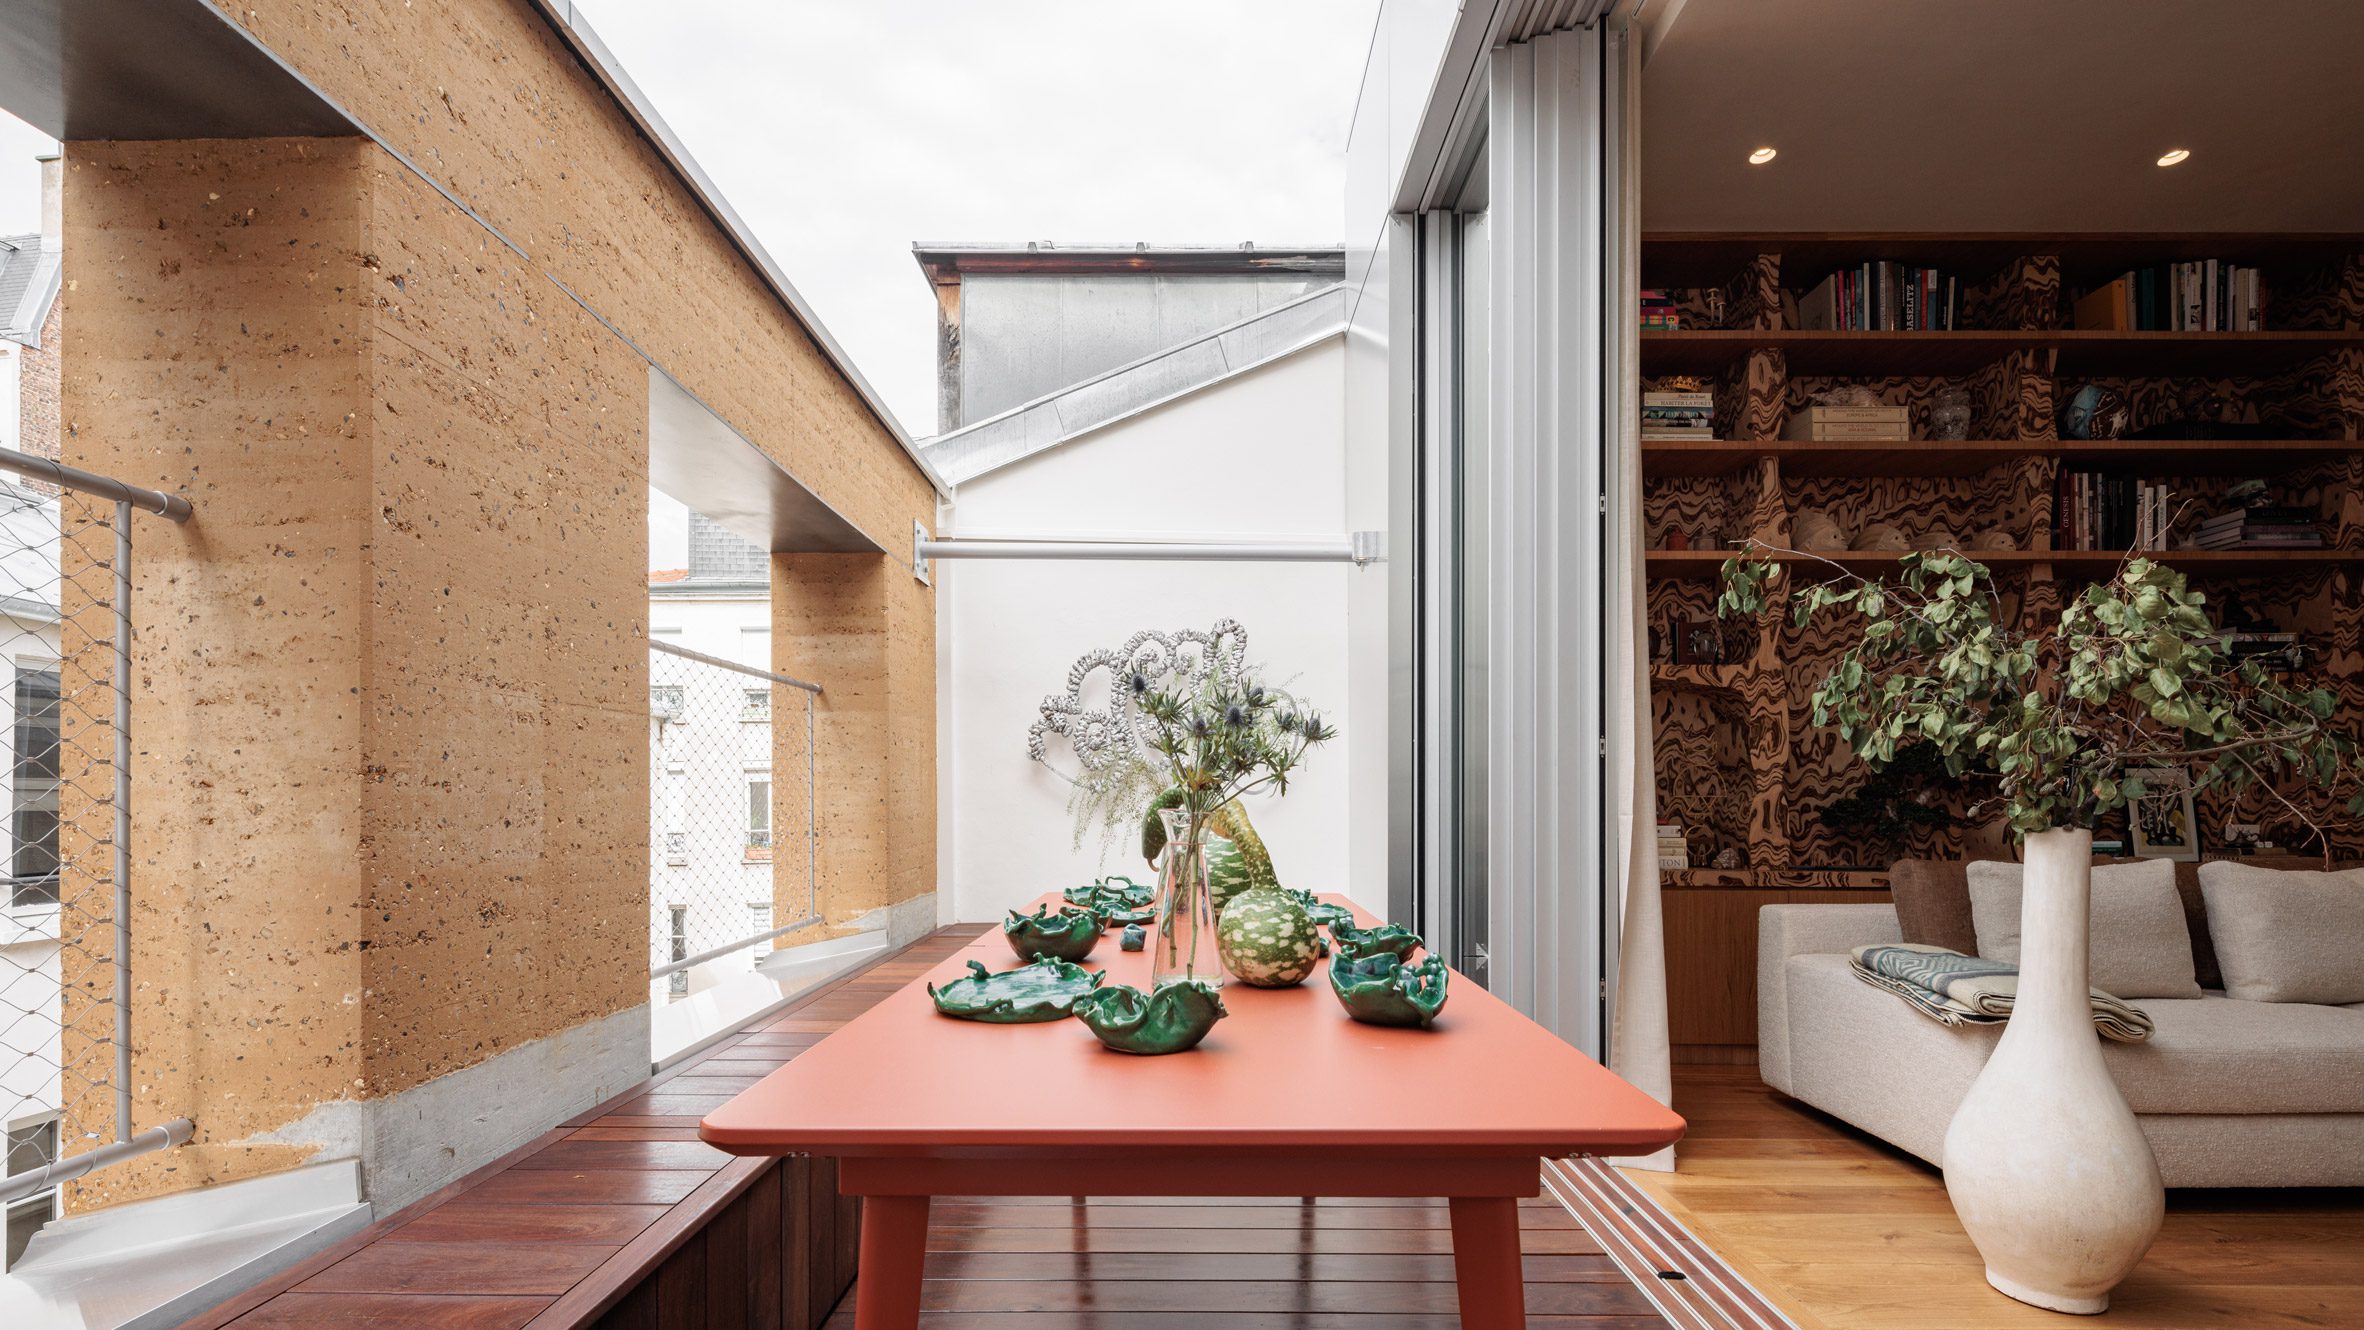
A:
1628,1065,2364,1330
175,929,981,1330
816,1193,1669,1329
175,924,1682,1329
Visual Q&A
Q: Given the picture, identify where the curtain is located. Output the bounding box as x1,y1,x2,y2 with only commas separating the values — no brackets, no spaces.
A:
1602,18,1674,1171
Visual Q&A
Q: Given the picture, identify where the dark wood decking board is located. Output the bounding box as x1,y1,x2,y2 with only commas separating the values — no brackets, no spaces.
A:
169,929,979,1330
173,925,1679,1330
812,1185,1673,1329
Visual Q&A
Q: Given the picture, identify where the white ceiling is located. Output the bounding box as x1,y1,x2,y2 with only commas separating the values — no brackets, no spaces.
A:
1640,0,2364,232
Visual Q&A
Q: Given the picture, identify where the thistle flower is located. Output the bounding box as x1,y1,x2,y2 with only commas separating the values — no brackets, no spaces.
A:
1128,670,1152,696
1224,704,1251,729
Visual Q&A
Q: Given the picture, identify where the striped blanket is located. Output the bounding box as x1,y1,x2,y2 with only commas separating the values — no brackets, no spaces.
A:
1849,943,2155,1043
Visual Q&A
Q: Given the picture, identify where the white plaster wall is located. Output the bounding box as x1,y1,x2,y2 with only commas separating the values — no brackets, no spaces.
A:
939,338,1374,922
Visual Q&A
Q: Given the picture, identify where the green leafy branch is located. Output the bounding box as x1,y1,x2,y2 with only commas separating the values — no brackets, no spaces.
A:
1717,543,2363,842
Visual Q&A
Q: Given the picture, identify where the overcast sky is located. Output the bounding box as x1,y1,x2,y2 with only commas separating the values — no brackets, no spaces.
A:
0,3,1376,570
0,1,1372,426
586,0,1378,569
577,0,1374,437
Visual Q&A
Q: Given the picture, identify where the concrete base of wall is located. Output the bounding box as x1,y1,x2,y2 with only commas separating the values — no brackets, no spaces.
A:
250,1003,650,1216
872,891,940,951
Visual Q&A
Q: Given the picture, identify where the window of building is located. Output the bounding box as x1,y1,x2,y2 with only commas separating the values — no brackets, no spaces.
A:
749,902,773,963
649,684,685,721
746,772,771,857
666,904,689,998
4,1116,58,1269
740,687,770,723
10,665,59,908
662,766,686,864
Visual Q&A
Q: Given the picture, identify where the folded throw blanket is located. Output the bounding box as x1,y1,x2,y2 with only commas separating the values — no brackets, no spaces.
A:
1849,942,2155,1043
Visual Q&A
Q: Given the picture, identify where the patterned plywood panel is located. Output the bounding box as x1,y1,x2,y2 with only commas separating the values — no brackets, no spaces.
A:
1645,239,2364,874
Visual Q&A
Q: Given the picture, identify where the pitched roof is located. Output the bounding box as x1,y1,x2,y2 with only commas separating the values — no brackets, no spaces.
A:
919,284,1347,485
0,233,60,349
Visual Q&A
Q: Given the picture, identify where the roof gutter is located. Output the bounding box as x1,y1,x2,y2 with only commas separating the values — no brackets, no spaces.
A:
525,2,950,498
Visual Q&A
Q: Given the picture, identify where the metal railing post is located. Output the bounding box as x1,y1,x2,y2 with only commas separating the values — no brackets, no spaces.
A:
805,688,817,921
112,499,133,1144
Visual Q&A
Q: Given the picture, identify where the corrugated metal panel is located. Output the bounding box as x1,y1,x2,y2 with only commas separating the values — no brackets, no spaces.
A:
923,286,1350,485
957,272,1338,424
1501,0,1614,41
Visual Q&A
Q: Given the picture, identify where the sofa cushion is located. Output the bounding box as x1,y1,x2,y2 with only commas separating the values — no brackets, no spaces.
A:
1889,858,1977,954
1789,952,2364,1116
2198,862,2364,1004
1965,858,2200,998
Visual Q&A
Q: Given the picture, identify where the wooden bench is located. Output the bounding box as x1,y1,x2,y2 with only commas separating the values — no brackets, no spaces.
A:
171,928,978,1330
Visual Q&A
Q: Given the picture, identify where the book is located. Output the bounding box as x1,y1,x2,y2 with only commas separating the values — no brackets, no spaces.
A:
2073,277,2132,331
1783,405,1909,441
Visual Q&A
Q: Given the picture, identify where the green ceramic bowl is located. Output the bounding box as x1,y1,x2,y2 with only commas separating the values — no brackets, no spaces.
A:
1327,952,1449,1029
1063,876,1154,927
1071,979,1228,1054
928,957,1104,1023
1004,903,1104,962
1329,920,1424,964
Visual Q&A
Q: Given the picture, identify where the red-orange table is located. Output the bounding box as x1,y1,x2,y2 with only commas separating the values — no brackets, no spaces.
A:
702,897,1685,1329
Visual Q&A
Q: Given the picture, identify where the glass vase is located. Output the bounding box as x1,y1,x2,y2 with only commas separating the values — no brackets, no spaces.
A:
1151,807,1222,990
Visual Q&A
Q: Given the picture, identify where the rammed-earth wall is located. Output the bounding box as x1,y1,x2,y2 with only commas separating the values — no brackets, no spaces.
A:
57,0,935,1211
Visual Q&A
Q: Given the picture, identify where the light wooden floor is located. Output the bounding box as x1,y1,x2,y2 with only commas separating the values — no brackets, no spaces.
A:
1626,1066,2364,1330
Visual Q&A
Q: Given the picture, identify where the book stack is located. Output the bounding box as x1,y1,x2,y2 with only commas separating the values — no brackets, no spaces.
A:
2054,474,2176,550
2072,262,2262,331
1642,390,1714,441
1781,404,1910,441
1796,263,1958,331
1657,822,1691,872
2190,505,2322,550
1640,289,1681,330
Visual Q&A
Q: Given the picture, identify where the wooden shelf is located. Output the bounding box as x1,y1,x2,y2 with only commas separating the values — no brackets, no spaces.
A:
1641,329,2364,377
1641,232,2364,289
1649,662,1747,691
1646,546,2364,580
1660,867,1892,891
1642,437,2360,479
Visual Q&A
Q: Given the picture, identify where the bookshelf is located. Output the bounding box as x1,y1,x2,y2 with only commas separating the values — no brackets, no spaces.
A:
1640,232,2364,890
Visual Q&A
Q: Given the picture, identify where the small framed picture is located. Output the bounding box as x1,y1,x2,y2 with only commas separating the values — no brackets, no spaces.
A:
2127,767,2199,861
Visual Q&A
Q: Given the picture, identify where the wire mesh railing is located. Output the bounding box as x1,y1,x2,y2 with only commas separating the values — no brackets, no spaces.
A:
0,449,191,1241
647,640,818,1004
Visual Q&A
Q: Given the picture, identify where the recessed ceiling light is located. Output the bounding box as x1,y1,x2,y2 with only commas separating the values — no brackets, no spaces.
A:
1747,147,1778,165
2157,148,2191,167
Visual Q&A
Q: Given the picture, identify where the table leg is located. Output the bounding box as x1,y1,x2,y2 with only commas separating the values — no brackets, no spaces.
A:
1448,1194,1527,1330
853,1193,930,1330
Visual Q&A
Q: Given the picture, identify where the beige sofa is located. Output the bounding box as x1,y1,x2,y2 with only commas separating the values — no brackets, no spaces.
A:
1757,892,2364,1188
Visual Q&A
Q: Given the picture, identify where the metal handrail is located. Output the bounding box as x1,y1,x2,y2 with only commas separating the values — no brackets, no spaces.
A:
646,640,822,980
0,449,191,523
650,637,820,693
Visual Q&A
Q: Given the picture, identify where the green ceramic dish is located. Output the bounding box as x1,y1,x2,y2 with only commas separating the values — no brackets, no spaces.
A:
1063,875,1154,926
1328,952,1449,1029
1329,920,1424,963
1004,903,1104,962
1119,923,1147,952
1071,979,1228,1054
1285,888,1357,932
928,957,1104,1023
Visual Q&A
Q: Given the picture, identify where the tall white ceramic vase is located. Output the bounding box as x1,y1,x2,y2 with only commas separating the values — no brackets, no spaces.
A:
1940,827,2164,1313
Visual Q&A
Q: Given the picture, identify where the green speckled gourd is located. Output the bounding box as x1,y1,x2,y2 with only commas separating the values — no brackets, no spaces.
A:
1141,787,1276,910
1214,886,1323,987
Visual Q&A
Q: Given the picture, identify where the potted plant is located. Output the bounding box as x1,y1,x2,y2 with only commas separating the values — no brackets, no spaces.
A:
1719,546,2360,1313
